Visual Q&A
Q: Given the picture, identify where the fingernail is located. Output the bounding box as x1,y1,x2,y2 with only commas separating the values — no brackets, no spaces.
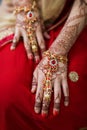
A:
41,113,47,118
53,110,59,116
10,46,15,50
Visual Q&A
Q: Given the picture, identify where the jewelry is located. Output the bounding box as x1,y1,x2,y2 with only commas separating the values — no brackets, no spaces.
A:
13,1,37,14
14,1,39,54
43,51,67,102
69,71,79,82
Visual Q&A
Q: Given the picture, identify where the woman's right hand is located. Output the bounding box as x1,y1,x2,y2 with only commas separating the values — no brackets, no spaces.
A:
31,50,69,117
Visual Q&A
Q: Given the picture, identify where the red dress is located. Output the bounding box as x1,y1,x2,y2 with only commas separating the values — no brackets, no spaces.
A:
0,1,87,130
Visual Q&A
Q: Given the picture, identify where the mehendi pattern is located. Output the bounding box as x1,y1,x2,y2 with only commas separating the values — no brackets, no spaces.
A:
49,0,87,55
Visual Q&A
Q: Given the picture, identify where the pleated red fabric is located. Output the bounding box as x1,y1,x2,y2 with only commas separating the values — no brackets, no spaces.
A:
0,24,87,130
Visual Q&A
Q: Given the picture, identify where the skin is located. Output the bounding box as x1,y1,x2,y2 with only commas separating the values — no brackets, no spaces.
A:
31,0,87,117
11,0,50,63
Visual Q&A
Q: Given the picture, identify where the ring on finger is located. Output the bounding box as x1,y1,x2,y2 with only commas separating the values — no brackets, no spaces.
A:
31,43,38,54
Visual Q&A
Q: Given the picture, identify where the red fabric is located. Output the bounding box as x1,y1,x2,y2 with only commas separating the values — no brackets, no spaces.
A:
0,24,87,130
0,34,14,47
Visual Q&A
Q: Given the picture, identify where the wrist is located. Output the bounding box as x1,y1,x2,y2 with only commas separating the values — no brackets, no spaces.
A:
13,0,33,6
49,38,70,56
49,46,68,56
43,50,68,64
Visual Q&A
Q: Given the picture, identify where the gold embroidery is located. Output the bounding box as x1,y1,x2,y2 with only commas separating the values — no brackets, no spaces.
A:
0,28,14,41
69,71,79,82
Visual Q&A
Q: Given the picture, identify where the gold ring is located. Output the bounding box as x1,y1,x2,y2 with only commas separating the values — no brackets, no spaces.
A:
31,44,38,53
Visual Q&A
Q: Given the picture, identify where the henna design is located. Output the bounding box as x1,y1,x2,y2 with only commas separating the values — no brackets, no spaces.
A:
37,93,41,101
38,53,67,83
35,102,41,108
64,96,69,102
54,95,60,109
36,88,43,102
42,100,50,111
55,94,60,102
54,103,60,110
32,82,37,86
80,0,87,5
13,1,42,56
66,87,69,97
39,58,67,83
35,87,44,109
32,77,37,86
65,96,69,101
49,0,87,55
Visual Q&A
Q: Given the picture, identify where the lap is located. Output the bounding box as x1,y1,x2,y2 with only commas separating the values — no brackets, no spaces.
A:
0,26,87,130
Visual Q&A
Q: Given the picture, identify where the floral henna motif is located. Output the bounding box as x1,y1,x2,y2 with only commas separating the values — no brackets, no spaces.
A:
50,0,87,55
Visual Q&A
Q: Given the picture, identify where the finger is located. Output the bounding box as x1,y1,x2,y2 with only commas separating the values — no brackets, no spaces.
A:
41,88,52,117
41,81,52,117
31,76,37,93
31,68,38,93
10,27,20,50
61,74,69,106
32,43,40,63
34,73,44,114
34,54,40,64
53,77,61,116
44,31,50,39
36,25,46,56
21,29,33,59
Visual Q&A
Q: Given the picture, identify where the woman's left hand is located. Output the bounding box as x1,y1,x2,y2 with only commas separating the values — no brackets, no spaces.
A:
10,0,50,63
31,51,69,117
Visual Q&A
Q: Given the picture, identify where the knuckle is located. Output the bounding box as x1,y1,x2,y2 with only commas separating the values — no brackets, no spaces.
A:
62,74,67,79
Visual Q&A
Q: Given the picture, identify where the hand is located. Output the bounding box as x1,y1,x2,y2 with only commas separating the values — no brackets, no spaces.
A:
10,1,49,62
31,51,69,117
